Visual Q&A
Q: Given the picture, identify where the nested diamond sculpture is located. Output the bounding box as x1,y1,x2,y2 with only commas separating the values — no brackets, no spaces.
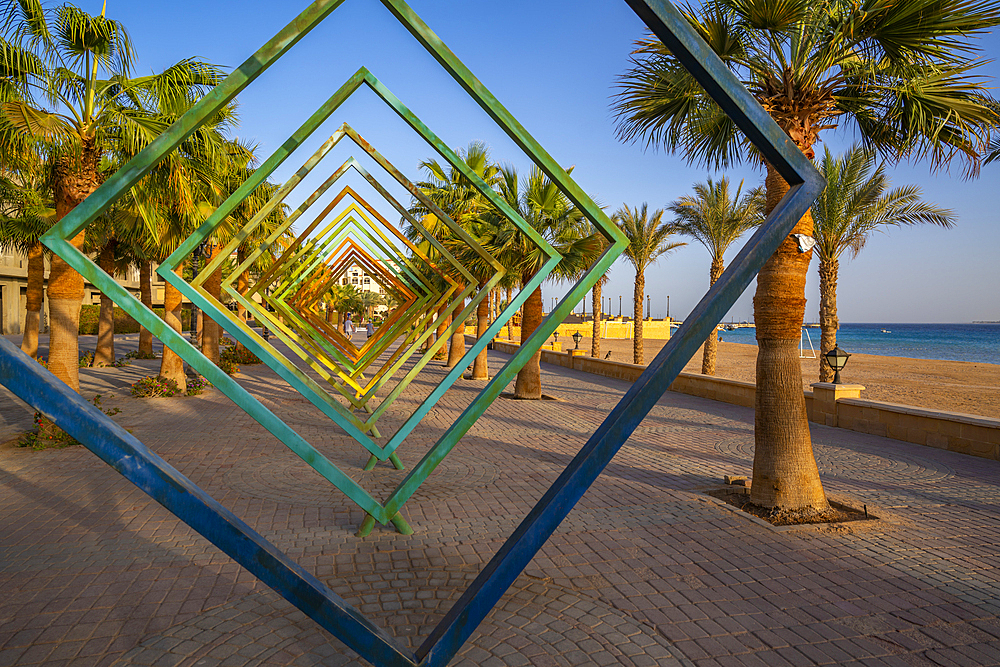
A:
0,0,827,665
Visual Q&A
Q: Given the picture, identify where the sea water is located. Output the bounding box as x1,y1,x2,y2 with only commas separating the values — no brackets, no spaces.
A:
716,322,1000,365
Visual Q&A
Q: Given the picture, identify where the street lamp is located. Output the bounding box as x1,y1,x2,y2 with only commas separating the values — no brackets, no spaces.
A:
824,345,851,384
553,331,559,345
666,295,670,319
572,331,583,349
618,295,622,317
646,294,650,319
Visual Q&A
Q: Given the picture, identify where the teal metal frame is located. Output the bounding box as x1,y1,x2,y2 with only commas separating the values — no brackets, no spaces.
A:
0,0,826,665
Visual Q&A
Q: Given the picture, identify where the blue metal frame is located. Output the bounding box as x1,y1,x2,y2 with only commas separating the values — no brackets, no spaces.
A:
0,0,825,666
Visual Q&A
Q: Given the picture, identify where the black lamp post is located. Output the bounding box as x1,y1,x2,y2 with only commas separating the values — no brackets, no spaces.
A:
618,295,622,317
572,331,583,349
646,294,650,319
824,345,851,384
553,331,559,345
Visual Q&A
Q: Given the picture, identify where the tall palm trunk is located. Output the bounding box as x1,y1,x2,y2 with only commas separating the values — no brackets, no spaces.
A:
235,246,251,356
93,243,116,366
701,258,725,375
202,245,222,365
446,298,465,368
750,161,827,510
818,257,839,382
591,280,602,358
159,262,187,392
20,242,44,358
471,284,490,379
423,303,444,353
435,307,450,360
633,272,645,364
138,260,154,357
514,279,543,399
48,141,100,393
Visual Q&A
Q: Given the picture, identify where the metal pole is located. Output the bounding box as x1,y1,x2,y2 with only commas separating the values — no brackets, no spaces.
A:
646,294,650,319
618,295,622,317
666,295,670,319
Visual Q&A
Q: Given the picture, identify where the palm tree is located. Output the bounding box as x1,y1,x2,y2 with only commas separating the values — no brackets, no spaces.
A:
613,0,1000,510
0,0,224,392
614,204,685,365
410,141,502,377
491,165,602,398
813,146,956,381
0,158,53,359
669,177,763,375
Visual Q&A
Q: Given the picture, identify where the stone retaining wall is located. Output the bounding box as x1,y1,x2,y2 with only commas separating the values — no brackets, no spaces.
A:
493,339,1000,461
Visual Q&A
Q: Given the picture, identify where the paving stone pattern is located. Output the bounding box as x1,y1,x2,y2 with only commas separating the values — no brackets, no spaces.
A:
1,335,1000,666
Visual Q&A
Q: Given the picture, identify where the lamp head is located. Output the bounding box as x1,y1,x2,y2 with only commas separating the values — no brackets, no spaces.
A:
824,345,851,384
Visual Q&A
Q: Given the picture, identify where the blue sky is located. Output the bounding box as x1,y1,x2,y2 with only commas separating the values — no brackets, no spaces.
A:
92,0,1000,323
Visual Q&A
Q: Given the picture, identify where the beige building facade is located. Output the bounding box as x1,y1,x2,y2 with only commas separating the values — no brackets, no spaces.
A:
0,248,170,335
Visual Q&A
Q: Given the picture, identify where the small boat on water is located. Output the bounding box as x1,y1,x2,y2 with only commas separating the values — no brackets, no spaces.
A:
881,328,891,334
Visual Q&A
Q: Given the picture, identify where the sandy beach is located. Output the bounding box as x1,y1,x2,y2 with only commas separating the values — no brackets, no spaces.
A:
567,336,1000,419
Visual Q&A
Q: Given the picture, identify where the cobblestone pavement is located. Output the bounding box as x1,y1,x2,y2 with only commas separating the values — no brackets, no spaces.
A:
2,336,1000,666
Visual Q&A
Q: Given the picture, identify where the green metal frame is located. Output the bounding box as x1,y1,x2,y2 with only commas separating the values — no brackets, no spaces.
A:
0,0,831,665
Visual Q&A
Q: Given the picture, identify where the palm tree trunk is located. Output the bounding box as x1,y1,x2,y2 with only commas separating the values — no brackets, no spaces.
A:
93,244,116,367
446,298,465,368
235,246,250,356
472,284,490,379
435,309,450,360
514,279,543,399
423,303,444,353
48,141,100,393
633,272,645,364
202,245,222,365
19,242,44,359
138,260,154,357
591,280,602,358
750,161,827,510
701,258,725,375
818,257,839,382
159,263,187,392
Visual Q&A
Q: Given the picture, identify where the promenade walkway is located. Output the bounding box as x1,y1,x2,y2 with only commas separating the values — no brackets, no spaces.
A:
1,336,999,666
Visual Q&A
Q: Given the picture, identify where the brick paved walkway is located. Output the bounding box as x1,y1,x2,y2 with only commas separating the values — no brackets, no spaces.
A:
2,335,1000,666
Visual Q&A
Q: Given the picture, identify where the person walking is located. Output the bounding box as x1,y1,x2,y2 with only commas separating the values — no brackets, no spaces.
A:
366,320,375,338
345,314,354,340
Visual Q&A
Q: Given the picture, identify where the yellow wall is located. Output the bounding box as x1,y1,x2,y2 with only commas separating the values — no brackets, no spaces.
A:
497,318,673,342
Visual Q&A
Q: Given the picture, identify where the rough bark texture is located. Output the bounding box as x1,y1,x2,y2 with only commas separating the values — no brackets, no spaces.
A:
701,258,725,375
202,246,222,365
514,283,543,399
48,141,100,392
446,299,465,368
818,257,839,383
159,263,186,392
591,280,603,358
750,162,827,510
20,242,44,358
93,244,116,367
633,273,645,365
139,260,154,357
424,303,444,353
435,310,450,360
472,287,490,379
